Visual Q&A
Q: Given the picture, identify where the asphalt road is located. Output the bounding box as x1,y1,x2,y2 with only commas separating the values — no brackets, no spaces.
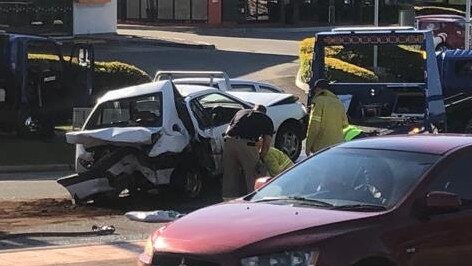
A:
94,27,315,100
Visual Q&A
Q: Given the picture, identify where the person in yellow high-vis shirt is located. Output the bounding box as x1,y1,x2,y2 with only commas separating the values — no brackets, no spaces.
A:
306,79,348,156
256,141,294,177
343,124,367,141
264,147,294,177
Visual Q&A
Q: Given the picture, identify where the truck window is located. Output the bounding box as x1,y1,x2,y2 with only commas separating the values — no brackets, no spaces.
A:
454,60,472,76
26,41,62,74
323,44,426,83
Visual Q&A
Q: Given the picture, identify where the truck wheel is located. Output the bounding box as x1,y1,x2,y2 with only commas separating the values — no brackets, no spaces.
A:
170,165,204,200
275,121,302,162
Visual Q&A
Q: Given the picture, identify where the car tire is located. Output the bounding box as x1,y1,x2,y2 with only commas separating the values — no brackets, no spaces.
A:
170,164,204,200
275,121,302,162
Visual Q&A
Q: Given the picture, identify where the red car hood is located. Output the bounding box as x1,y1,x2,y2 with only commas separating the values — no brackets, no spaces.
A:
154,202,379,255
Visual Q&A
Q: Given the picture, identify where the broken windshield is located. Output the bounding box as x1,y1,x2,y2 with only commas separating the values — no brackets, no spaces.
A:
86,93,163,129
323,44,426,84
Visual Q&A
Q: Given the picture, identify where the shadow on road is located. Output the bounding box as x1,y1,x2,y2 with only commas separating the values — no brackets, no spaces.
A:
118,24,318,41
94,44,299,80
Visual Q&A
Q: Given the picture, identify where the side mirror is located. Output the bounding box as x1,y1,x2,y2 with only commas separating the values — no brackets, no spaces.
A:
426,191,461,213
254,177,272,191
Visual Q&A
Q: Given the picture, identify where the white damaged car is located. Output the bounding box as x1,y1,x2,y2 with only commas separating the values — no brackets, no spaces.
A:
58,81,307,202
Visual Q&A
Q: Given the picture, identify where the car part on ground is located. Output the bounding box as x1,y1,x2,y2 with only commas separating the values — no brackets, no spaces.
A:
125,210,185,222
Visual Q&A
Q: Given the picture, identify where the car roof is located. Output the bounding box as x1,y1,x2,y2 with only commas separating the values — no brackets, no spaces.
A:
98,81,219,104
337,135,472,155
98,81,172,103
175,84,217,96
173,77,254,84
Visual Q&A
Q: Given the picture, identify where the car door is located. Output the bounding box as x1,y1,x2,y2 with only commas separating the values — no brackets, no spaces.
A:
403,150,472,266
67,44,94,107
186,92,247,174
24,40,64,119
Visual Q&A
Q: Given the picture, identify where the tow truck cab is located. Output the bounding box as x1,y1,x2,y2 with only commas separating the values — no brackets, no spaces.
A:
309,27,446,135
0,33,94,136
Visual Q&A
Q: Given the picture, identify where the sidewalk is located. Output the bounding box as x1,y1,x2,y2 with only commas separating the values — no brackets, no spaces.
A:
0,241,145,266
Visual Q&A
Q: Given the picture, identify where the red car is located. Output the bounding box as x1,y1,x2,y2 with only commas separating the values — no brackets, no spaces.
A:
416,15,465,49
139,135,472,266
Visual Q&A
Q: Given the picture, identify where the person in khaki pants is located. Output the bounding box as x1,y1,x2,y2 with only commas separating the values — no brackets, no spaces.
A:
222,105,274,199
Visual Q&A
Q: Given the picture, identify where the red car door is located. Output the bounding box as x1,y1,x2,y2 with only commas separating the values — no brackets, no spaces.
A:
404,151,472,266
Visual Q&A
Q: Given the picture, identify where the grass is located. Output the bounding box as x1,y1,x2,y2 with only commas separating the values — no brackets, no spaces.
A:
0,132,75,166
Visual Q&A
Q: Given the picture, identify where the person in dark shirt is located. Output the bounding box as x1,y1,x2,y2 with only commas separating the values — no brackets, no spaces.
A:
223,104,274,198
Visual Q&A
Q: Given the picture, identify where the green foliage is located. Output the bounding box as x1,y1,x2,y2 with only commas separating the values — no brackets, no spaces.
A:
93,61,151,93
28,53,152,93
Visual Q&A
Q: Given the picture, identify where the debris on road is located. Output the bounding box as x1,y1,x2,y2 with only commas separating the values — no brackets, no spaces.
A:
91,225,116,235
125,210,185,222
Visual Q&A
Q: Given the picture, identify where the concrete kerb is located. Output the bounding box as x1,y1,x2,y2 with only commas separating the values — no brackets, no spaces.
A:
0,164,73,174
0,240,145,255
65,33,215,50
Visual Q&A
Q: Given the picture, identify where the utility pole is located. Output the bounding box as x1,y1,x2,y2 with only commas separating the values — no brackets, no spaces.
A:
466,0,471,50
373,0,379,69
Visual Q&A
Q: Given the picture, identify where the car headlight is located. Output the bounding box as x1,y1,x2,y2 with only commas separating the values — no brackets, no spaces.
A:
241,250,319,266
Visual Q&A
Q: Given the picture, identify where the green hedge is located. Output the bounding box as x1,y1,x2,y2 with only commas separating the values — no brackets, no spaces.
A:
299,38,425,84
28,54,152,93
93,61,151,93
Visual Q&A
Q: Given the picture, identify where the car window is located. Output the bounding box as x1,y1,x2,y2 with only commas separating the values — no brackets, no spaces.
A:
252,148,440,209
259,85,280,93
191,93,245,128
230,84,256,92
430,153,472,204
87,93,163,129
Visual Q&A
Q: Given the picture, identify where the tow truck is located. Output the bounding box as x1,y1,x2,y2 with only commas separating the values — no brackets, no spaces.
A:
308,26,472,135
0,32,94,136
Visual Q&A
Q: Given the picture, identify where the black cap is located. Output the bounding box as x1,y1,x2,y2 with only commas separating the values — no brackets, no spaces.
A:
313,79,330,90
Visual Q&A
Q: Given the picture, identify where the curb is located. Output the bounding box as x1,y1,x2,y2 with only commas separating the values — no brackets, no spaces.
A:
118,24,333,33
115,36,216,50
69,34,215,50
295,69,310,93
0,164,73,174
0,240,145,255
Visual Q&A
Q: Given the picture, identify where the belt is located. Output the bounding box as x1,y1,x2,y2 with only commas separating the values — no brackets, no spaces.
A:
224,136,257,146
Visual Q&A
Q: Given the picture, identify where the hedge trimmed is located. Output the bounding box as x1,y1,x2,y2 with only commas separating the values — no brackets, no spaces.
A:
28,54,151,93
299,37,425,84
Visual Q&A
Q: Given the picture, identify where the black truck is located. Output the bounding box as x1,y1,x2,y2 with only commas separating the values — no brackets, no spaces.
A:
0,32,94,137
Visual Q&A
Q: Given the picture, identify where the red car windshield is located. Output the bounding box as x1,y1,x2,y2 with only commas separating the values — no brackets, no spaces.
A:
252,148,440,209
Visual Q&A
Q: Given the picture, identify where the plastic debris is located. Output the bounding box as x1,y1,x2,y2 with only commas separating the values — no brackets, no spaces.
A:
125,210,185,223
92,225,116,235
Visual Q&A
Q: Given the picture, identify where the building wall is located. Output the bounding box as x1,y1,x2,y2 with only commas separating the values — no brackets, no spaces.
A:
126,0,147,19
73,0,117,35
